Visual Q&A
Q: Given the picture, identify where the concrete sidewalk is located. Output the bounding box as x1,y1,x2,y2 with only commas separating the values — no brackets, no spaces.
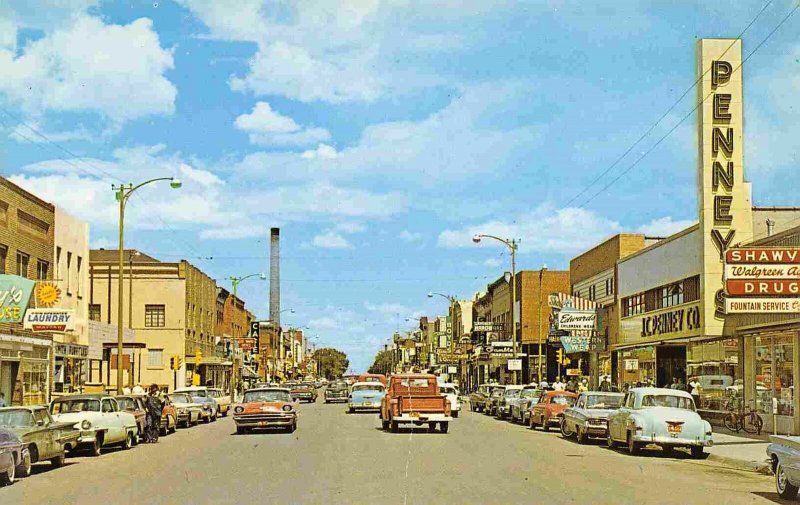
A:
705,430,772,474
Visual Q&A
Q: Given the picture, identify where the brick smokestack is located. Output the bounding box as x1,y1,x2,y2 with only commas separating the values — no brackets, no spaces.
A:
269,228,280,326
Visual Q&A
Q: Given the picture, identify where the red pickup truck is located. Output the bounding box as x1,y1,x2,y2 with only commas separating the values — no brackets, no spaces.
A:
380,374,452,433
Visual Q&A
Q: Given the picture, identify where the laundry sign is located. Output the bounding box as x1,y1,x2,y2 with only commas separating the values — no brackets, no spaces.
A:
0,275,35,323
23,308,75,332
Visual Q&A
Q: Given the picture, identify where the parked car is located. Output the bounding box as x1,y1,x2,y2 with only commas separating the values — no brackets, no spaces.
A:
348,382,386,412
233,388,297,434
380,373,452,433
497,385,524,420
0,428,26,486
290,384,317,403
324,381,349,403
606,387,712,458
529,391,578,431
115,396,146,443
486,386,507,416
767,435,800,500
0,406,78,472
174,387,218,422
208,388,231,417
439,383,461,418
167,392,202,427
159,395,178,435
49,394,138,455
560,392,624,443
509,387,542,424
469,384,502,413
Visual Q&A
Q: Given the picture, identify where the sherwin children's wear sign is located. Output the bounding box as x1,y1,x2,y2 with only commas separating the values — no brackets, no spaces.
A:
0,275,35,323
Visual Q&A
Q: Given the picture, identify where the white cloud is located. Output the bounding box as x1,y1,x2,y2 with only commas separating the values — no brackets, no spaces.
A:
335,222,365,234
0,15,176,124
179,163,223,187
636,217,696,237
312,231,353,249
301,144,339,159
234,101,331,146
483,257,503,268
398,230,423,242
199,225,264,241
6,121,93,144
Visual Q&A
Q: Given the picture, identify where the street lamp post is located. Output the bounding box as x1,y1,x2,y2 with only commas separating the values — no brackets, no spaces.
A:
112,177,181,394
473,234,519,385
538,265,548,384
229,273,266,401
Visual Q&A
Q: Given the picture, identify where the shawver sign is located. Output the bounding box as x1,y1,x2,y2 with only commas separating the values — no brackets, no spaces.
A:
724,248,800,313
23,308,75,332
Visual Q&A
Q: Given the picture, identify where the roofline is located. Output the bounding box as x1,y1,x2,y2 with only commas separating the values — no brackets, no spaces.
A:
618,223,700,264
0,176,55,212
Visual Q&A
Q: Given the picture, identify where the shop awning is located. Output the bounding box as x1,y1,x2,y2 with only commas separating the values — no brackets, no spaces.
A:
548,293,598,310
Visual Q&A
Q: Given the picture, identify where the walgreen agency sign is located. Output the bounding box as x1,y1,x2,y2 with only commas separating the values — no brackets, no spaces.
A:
0,275,35,323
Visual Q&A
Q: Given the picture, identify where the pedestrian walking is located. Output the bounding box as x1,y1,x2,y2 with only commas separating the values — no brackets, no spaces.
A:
0,392,6,407
689,377,702,406
599,376,612,392
144,384,163,443
132,384,145,395
565,378,578,393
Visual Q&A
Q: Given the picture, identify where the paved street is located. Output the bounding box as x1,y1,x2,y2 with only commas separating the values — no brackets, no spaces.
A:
0,399,785,505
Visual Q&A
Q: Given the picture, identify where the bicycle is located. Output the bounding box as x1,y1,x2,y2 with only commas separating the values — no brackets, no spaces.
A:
723,402,764,435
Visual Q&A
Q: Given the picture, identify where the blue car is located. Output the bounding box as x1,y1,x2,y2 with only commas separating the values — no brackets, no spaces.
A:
348,382,386,413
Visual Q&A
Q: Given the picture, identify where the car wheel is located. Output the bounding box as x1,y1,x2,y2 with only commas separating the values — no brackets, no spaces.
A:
440,422,449,434
288,422,297,433
576,427,586,444
122,431,133,450
204,414,211,424
453,410,459,419
236,426,246,435
428,423,437,433
690,446,706,459
0,462,14,486
381,419,390,431
170,416,177,434
15,450,31,478
390,421,399,433
50,451,66,468
606,433,617,449
627,432,640,455
777,461,800,499
88,437,102,457
560,419,572,438
348,407,355,414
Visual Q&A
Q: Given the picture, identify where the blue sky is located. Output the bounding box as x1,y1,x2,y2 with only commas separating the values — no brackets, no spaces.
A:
2,0,800,372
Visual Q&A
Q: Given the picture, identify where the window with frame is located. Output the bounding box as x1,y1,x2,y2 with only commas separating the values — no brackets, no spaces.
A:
623,293,645,317
606,277,614,296
16,251,29,277
148,349,164,367
89,304,101,322
66,251,72,293
659,282,684,309
588,285,596,301
55,246,61,279
144,304,165,327
573,289,580,298
0,245,7,274
36,259,49,280
76,256,83,297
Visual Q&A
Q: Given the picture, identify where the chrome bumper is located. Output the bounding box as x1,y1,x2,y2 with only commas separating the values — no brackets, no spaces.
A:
394,413,453,423
633,433,713,447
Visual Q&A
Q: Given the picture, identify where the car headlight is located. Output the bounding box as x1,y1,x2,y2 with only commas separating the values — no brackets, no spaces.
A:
202,404,210,410
234,406,244,414
282,405,293,412
81,419,92,430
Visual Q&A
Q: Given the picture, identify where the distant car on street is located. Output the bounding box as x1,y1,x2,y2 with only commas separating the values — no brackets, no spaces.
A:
0,406,77,471
208,388,231,417
606,387,712,458
115,396,146,443
167,392,202,428
356,373,387,386
290,384,317,403
0,428,26,486
233,388,297,434
469,384,502,413
529,391,578,431
348,382,386,412
174,387,218,422
486,386,507,417
324,381,349,403
49,394,138,455
439,383,461,418
560,392,624,443
509,387,542,424
380,373,452,433
496,385,524,420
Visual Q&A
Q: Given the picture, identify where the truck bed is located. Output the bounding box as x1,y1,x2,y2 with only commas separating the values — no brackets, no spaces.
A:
397,395,448,413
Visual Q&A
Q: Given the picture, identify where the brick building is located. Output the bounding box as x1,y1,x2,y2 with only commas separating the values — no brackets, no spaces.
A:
0,176,55,405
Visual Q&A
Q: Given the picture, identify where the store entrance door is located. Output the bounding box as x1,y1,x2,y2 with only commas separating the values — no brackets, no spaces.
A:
657,345,687,388
0,361,19,404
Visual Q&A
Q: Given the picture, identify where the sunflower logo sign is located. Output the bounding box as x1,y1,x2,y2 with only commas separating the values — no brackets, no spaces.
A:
36,283,61,307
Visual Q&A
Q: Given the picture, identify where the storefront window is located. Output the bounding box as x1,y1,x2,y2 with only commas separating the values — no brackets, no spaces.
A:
21,360,48,406
753,333,794,417
618,346,656,387
686,338,742,412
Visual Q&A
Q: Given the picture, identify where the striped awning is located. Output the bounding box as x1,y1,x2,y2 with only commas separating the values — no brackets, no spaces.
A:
548,293,598,310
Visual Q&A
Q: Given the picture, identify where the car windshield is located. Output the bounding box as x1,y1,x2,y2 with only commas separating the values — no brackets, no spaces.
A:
330,384,348,391
505,390,521,398
168,394,191,403
551,396,576,406
398,379,432,388
353,384,384,392
521,390,541,399
0,410,34,427
641,394,696,411
51,399,101,413
585,395,624,409
440,386,456,395
188,390,207,398
491,390,505,398
243,391,291,403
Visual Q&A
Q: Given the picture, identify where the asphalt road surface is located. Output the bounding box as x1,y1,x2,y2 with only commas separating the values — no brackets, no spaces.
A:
0,400,788,505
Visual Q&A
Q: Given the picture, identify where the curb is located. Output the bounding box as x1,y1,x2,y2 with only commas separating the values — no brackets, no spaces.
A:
706,453,771,474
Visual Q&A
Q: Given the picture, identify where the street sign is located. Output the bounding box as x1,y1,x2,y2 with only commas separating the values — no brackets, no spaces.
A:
566,368,581,376
473,321,505,332
556,309,596,331
507,359,522,371
560,336,589,353
249,321,260,338
23,308,75,332
237,337,256,352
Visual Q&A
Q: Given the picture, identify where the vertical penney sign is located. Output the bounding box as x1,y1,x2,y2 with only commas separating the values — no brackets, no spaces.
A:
697,39,753,334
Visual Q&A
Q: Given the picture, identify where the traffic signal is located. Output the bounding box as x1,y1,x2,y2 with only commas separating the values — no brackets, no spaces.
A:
169,356,176,370
556,348,564,364
176,356,183,369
